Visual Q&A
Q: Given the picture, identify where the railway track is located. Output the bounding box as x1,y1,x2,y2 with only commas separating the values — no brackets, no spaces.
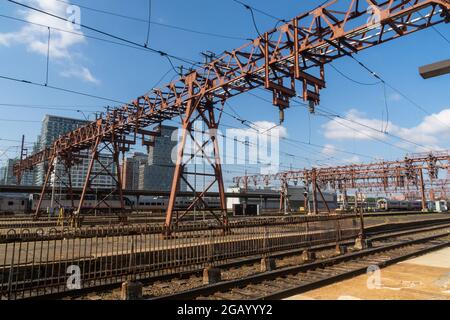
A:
2,219,448,300
153,231,450,300
62,223,450,300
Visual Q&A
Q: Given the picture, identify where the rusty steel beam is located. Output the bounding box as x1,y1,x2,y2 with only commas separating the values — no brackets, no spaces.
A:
234,150,450,188
419,59,450,79
233,150,450,209
13,0,450,228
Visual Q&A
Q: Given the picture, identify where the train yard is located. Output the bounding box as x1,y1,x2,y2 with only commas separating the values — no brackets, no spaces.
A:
1,0,449,306
0,211,449,300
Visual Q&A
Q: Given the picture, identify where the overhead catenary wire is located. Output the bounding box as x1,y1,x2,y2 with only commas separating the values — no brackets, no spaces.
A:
301,101,433,153
405,1,450,45
0,74,128,105
348,55,450,132
0,118,41,123
217,93,379,162
328,62,389,133
329,63,381,86
144,0,152,47
216,101,379,162
242,90,409,159
53,0,247,41
45,27,51,86
230,0,287,23
0,14,199,59
6,0,202,67
0,103,105,111
315,108,428,153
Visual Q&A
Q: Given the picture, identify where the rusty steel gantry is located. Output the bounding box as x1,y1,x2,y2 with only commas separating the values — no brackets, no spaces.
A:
233,150,450,213
13,0,450,231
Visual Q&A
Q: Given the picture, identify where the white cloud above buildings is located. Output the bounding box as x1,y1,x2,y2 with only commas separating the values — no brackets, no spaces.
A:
0,0,99,84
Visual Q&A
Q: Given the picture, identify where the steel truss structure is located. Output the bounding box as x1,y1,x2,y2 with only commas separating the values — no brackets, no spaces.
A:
14,0,450,230
233,151,450,213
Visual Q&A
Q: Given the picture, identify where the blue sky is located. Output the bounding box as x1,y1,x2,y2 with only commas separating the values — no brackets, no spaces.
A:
0,0,449,186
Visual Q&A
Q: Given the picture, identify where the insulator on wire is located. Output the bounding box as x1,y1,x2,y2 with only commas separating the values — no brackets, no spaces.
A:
308,100,315,114
279,108,285,124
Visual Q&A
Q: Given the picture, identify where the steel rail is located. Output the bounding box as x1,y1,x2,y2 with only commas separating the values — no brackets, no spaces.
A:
13,222,450,300
152,230,450,300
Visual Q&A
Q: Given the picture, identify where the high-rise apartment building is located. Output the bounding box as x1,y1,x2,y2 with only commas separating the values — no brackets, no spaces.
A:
138,125,187,191
35,115,116,188
0,159,34,186
122,152,148,190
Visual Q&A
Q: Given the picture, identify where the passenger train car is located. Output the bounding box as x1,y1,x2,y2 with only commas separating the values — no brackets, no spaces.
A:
0,194,222,214
376,199,423,211
376,198,450,212
0,195,28,214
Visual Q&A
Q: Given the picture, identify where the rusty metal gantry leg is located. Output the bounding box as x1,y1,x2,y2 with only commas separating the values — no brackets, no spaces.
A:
34,154,56,219
75,136,126,226
34,155,75,219
164,98,228,235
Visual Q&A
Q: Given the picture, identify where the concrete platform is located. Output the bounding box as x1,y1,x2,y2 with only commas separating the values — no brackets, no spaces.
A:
285,247,450,300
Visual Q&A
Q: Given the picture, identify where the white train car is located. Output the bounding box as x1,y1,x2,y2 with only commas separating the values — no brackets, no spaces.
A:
376,199,423,211
130,196,221,211
29,194,133,213
28,194,222,213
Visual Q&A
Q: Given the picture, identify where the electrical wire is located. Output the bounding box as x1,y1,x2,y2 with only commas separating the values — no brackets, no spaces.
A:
230,0,287,23
0,118,41,123
312,104,432,152
328,62,389,133
248,6,262,37
45,27,51,86
53,0,247,41
405,1,450,45
246,89,400,158
382,82,390,133
0,14,194,59
348,55,450,132
217,101,379,162
0,74,128,104
6,0,201,67
0,103,104,112
144,0,152,47
329,63,381,86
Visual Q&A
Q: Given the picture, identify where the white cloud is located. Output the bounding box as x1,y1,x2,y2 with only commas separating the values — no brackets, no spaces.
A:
0,0,98,84
319,144,362,166
388,92,403,102
323,109,390,141
322,108,450,152
61,67,100,84
249,121,288,138
321,144,337,157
